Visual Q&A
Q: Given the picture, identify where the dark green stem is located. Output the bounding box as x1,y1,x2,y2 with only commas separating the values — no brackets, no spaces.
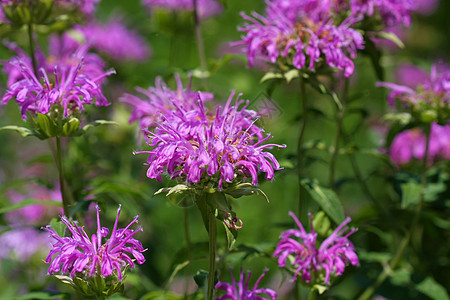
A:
329,78,349,189
193,0,207,73
183,206,192,299
357,124,431,300
308,288,317,300
55,137,71,217
207,208,217,300
297,75,308,219
27,23,38,76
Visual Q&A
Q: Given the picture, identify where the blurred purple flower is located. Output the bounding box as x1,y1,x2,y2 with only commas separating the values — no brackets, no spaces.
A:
136,91,285,190
390,123,450,166
215,269,277,300
412,0,439,15
2,46,114,119
5,183,62,226
142,0,223,19
75,19,151,62
274,212,358,284
377,62,450,106
395,64,430,88
43,205,146,280
0,228,51,263
121,74,213,134
55,0,100,15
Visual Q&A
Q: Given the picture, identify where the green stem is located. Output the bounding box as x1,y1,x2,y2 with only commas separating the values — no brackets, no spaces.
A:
329,78,349,189
207,208,217,300
193,0,207,73
297,75,308,219
27,23,38,76
55,137,71,217
308,288,317,300
357,124,431,300
183,206,192,299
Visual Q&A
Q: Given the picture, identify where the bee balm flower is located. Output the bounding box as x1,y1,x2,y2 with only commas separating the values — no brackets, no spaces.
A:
43,205,146,280
274,212,358,284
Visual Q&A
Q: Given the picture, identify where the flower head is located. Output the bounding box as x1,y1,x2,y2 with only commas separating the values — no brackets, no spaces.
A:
121,74,213,133
377,62,450,123
142,0,223,19
2,46,114,119
274,212,358,285
43,205,146,280
76,18,151,62
390,123,450,166
136,91,285,190
235,0,416,77
215,269,277,300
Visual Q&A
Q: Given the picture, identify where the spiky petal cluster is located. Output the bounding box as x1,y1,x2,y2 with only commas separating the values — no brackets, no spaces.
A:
43,205,146,280
136,91,285,190
378,63,450,107
274,212,358,284
75,19,151,62
235,1,365,77
2,46,114,119
390,123,450,166
121,74,213,132
142,0,223,19
215,269,277,300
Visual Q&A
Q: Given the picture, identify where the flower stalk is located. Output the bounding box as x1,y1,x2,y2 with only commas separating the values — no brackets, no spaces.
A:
193,0,207,73
207,205,217,300
55,136,72,217
297,75,308,220
329,77,349,189
27,22,38,76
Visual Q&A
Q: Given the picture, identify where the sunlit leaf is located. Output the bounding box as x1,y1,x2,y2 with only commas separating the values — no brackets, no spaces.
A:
416,277,450,300
300,178,345,224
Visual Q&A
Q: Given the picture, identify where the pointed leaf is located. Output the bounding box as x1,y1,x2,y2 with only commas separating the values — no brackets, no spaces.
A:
400,182,423,209
416,277,450,300
0,125,40,138
300,178,345,224
80,120,118,134
50,217,66,237
260,72,283,83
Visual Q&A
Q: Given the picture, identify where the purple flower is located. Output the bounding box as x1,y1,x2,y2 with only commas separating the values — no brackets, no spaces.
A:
55,0,100,15
0,228,51,263
2,46,114,119
121,74,213,133
390,123,450,166
234,1,365,77
215,269,277,300
75,18,151,62
43,205,146,280
377,62,450,107
274,212,358,284
142,0,223,19
136,91,285,190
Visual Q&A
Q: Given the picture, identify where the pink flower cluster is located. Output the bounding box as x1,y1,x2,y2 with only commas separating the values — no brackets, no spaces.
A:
43,205,146,280
133,84,285,189
274,212,358,284
390,123,450,166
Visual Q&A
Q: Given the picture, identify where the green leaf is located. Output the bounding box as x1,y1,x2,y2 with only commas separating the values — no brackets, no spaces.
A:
400,182,423,209
284,69,300,83
390,268,411,286
0,125,38,138
0,199,62,215
383,112,412,125
223,223,237,250
49,217,66,237
62,117,80,136
373,31,405,49
416,277,450,300
300,178,345,224
80,120,118,135
37,113,58,137
194,270,209,289
260,72,283,83
14,291,68,300
312,211,331,237
312,284,328,295
224,183,269,202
